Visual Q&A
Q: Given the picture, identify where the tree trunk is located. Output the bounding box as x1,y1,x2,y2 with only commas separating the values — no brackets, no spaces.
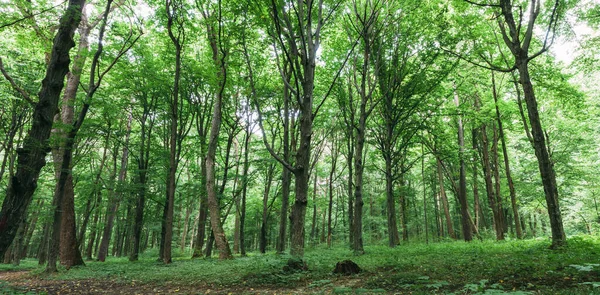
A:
492,72,522,239
517,64,565,247
480,122,504,240
98,116,131,262
454,88,472,241
290,104,312,257
163,0,183,264
437,159,455,239
0,0,85,259
240,123,250,256
385,154,399,247
191,151,208,258
259,163,275,253
327,140,338,248
310,172,318,244
497,0,565,248
472,128,481,230
276,67,292,254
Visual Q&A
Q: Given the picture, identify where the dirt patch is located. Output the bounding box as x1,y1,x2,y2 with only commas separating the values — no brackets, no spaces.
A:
0,270,316,294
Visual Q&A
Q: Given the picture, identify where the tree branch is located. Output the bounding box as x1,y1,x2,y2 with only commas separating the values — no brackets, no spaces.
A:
0,57,36,106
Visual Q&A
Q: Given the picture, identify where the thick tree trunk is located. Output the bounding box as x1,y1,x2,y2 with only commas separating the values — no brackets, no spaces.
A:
0,0,85,259
352,100,367,254
290,105,312,257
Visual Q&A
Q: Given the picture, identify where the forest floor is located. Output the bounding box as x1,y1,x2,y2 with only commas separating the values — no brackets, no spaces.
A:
2,236,600,294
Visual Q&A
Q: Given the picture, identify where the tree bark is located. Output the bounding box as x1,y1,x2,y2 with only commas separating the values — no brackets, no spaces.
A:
454,88,472,241
496,0,565,248
491,72,522,239
98,114,131,262
0,0,86,259
437,159,455,239
204,7,232,259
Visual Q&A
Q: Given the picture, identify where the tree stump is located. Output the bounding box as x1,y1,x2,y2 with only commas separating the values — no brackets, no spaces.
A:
283,258,308,272
333,260,361,275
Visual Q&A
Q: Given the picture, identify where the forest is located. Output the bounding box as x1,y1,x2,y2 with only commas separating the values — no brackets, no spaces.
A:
1,0,600,293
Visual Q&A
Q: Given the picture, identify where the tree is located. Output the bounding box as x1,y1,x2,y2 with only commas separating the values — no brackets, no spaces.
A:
0,0,86,258
462,0,566,248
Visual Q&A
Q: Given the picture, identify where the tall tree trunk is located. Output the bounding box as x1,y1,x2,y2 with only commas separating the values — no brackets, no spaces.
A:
191,150,208,258
204,11,232,259
491,74,520,240
163,0,183,264
240,120,251,257
0,0,86,259
454,88,472,241
491,123,506,237
385,154,399,247
496,0,565,248
437,159,455,239
97,143,121,262
327,139,338,248
472,128,481,230
276,64,292,254
310,172,318,244
480,121,504,240
399,176,408,241
53,10,94,269
259,163,275,253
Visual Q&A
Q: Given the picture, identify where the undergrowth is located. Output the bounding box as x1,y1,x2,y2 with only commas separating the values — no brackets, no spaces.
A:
3,235,600,294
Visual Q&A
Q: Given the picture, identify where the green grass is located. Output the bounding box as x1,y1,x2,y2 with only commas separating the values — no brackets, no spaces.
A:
4,235,600,294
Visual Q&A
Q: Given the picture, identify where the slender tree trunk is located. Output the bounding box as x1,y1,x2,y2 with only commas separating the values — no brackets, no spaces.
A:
311,172,318,244
480,121,504,240
240,122,251,257
327,140,338,248
454,88,472,241
98,115,131,261
437,159,455,239
276,67,292,254
192,150,208,258
491,123,506,235
259,163,274,253
385,154,399,247
399,176,408,241
498,0,565,248
472,128,481,230
163,0,183,264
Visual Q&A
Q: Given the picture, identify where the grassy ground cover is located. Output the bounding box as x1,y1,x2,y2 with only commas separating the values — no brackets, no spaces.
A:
2,236,600,294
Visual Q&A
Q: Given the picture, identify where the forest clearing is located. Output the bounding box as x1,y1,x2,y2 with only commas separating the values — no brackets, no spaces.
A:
2,0,600,294
2,237,600,294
